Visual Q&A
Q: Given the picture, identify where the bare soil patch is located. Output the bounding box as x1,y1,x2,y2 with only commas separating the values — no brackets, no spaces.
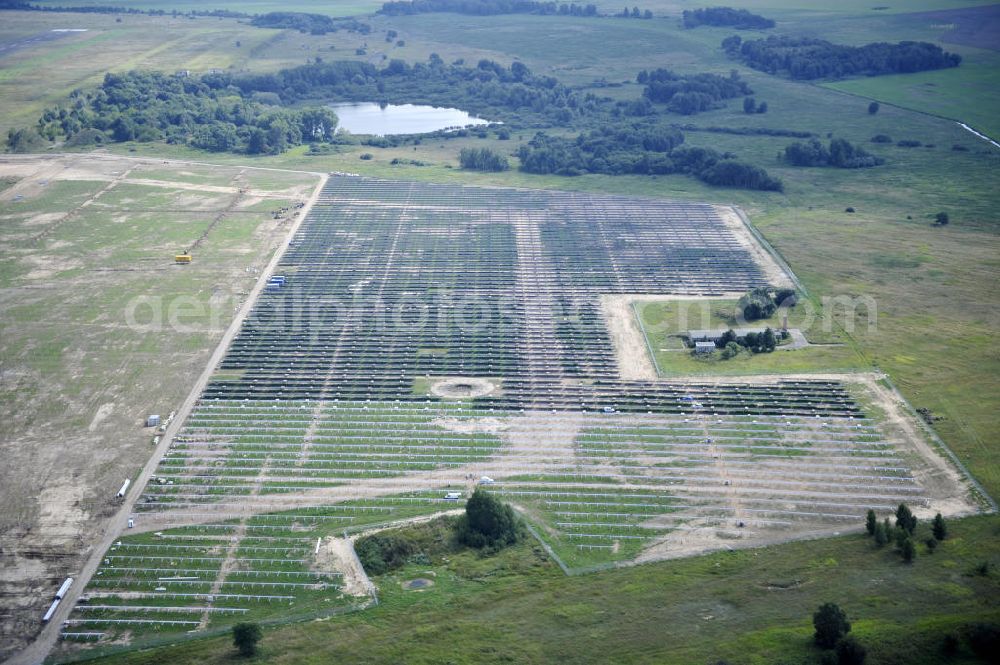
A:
431,377,498,399
716,206,794,288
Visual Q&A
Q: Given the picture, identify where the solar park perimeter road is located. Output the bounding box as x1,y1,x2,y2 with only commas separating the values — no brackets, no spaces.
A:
50,176,980,650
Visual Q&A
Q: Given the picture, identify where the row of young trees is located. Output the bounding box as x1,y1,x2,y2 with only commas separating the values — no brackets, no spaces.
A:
723,35,962,80
682,7,775,30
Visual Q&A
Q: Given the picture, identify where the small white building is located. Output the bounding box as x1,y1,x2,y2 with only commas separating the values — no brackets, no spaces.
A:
694,341,716,354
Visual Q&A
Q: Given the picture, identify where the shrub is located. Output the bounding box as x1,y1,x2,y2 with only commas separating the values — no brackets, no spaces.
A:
813,602,851,649
873,521,888,547
456,489,523,552
6,128,46,153
737,287,776,321
721,341,741,360
867,101,880,115
233,622,262,657
359,153,373,160
459,147,509,171
870,134,892,143
897,139,921,147
865,509,877,536
900,537,916,563
895,503,917,534
355,533,416,575
845,207,855,213
933,212,949,226
932,513,947,540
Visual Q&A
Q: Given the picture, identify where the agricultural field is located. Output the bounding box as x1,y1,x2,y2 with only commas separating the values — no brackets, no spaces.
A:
44,176,982,656
0,153,320,660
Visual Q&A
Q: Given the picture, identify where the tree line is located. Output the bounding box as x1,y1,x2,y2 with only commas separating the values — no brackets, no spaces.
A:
250,12,371,34
379,0,598,16
723,34,962,80
0,0,246,17
682,7,774,30
515,127,783,190
31,71,339,155
638,68,752,115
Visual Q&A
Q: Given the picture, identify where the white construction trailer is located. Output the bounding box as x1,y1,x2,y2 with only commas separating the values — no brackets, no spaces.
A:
56,577,73,600
42,598,60,623
116,479,131,499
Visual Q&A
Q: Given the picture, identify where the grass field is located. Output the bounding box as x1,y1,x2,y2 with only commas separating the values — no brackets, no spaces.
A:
636,297,871,377
0,154,318,659
67,514,1000,665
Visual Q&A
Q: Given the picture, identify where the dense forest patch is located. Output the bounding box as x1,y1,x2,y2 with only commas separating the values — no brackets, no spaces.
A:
782,138,884,168
723,35,962,80
682,7,774,30
638,68,752,115
33,71,339,155
23,56,789,191
517,127,783,190
250,12,371,34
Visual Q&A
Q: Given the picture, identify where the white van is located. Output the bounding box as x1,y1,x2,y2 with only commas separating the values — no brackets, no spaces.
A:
443,492,462,501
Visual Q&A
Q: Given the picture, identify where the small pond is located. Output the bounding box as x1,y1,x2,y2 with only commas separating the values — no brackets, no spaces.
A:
329,102,491,136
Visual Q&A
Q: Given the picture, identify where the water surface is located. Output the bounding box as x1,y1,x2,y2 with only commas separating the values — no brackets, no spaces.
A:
330,102,490,136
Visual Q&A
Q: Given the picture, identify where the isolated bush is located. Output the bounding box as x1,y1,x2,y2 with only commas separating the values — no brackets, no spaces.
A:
865,509,877,536
6,128,46,153
233,622,262,657
925,537,938,553
932,513,947,540
873,521,888,547
933,212,949,226
355,533,416,575
814,602,852,649
738,287,777,321
868,101,880,115
359,153,373,160
895,503,917,534
459,147,509,171
456,489,523,551
900,537,916,563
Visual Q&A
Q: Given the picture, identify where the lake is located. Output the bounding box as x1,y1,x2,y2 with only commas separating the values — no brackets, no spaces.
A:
329,102,491,136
